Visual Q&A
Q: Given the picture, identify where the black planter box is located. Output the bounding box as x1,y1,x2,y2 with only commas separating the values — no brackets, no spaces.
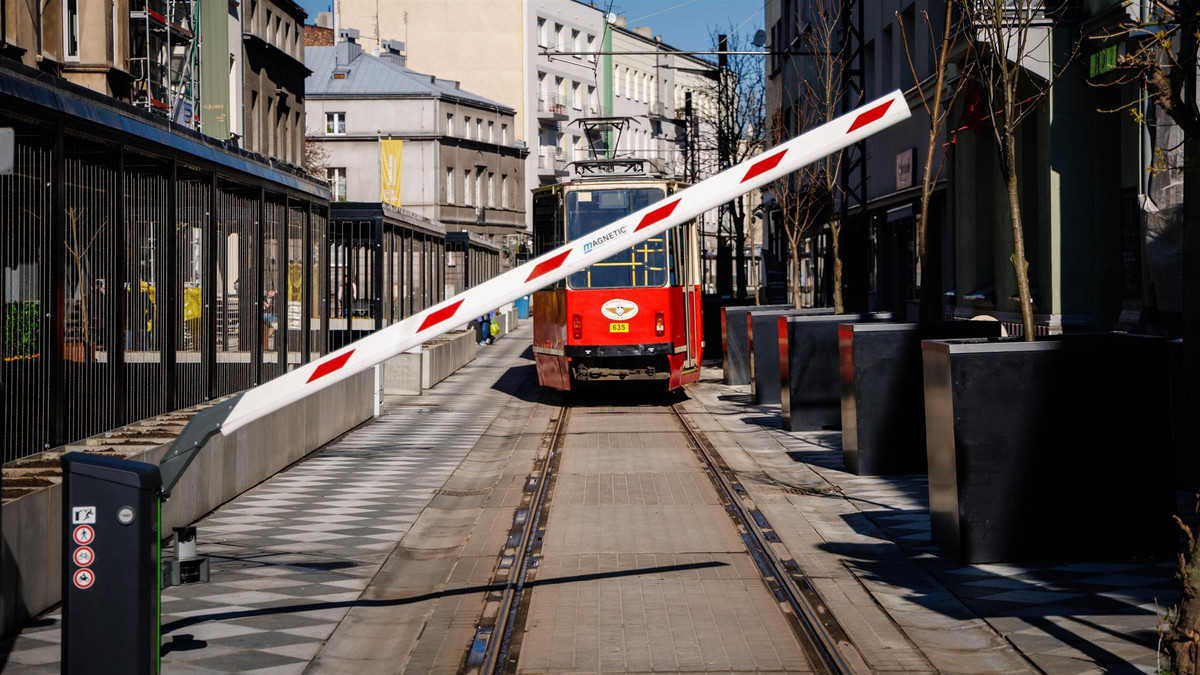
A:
922,333,1176,563
778,313,891,430
840,321,1001,475
749,308,837,403
721,304,793,385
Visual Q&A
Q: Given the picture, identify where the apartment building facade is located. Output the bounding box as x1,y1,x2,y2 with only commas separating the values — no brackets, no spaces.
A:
335,0,720,231
305,34,527,238
766,0,1151,333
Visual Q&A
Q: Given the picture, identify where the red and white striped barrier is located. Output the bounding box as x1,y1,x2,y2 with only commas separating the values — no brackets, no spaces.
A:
219,90,910,434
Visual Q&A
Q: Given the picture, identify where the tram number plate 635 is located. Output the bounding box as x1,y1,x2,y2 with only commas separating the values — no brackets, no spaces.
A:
609,323,629,333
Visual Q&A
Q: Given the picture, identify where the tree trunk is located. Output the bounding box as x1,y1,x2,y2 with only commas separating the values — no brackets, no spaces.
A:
1166,132,1200,675
788,237,802,310
734,199,747,300
832,222,844,313
1005,130,1036,341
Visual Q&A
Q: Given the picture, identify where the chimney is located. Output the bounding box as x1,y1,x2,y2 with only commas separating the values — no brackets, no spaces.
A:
633,26,652,39
335,28,361,68
379,39,406,67
315,11,332,28
613,15,626,28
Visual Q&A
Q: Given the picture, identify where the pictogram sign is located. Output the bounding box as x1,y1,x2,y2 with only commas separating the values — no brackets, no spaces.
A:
72,568,95,590
72,525,95,546
73,546,95,567
72,506,97,525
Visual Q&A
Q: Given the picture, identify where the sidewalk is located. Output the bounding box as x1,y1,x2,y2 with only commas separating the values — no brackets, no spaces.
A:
686,376,1176,674
0,327,538,674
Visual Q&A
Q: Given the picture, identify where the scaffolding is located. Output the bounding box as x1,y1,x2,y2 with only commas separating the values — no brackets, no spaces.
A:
129,0,200,127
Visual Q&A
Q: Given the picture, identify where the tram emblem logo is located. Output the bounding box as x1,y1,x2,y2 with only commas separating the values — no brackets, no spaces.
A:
601,299,639,321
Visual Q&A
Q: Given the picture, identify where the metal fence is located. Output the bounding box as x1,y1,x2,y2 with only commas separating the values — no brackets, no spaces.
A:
0,109,331,463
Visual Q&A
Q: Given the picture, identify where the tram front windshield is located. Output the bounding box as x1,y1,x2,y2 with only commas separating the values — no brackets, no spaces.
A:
567,188,668,289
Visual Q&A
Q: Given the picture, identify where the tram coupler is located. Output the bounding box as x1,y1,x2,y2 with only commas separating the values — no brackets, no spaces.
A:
162,526,209,587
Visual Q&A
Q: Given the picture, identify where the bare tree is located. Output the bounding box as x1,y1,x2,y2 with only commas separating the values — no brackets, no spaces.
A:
796,0,850,311
305,137,331,178
897,1,971,322
769,106,831,308
695,28,767,299
960,0,1073,340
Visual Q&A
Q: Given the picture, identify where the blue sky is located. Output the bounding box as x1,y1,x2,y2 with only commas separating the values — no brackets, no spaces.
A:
295,1,765,58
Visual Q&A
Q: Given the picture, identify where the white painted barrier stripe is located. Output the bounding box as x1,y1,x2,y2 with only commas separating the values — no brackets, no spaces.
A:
217,90,910,435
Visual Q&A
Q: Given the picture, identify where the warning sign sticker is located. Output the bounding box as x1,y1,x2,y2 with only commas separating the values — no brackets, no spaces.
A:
72,568,95,590
73,546,95,567
71,506,96,525
72,525,95,546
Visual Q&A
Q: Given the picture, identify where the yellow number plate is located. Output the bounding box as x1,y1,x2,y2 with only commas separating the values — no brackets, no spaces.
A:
609,323,629,333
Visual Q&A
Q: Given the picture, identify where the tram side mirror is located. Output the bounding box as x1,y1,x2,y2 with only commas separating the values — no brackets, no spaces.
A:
162,526,210,587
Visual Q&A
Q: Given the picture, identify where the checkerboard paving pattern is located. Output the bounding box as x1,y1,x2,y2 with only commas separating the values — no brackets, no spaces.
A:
763,421,1180,674
0,331,527,674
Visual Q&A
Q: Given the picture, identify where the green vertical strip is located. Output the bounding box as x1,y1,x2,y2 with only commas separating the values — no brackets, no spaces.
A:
602,22,614,158
156,497,163,673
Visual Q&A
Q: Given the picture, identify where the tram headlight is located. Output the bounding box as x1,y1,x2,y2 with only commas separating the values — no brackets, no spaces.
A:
572,313,583,340
655,311,665,337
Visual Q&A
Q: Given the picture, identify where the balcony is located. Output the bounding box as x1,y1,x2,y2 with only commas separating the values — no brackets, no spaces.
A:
537,95,569,122
537,148,568,178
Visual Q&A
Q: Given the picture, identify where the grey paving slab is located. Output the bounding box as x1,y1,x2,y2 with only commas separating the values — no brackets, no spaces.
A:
686,372,1176,675
516,404,813,674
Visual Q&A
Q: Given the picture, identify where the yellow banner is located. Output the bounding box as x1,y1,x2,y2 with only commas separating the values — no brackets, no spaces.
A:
380,139,403,207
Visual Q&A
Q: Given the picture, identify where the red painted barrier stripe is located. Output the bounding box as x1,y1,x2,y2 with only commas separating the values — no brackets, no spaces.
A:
417,299,464,332
634,198,681,232
741,149,787,184
526,250,571,283
846,99,894,133
307,349,355,383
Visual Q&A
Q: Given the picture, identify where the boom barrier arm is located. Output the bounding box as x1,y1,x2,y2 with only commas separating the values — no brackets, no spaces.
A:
155,90,910,497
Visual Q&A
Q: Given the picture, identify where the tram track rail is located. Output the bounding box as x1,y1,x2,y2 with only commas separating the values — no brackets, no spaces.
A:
670,402,867,675
472,397,865,674
474,403,571,674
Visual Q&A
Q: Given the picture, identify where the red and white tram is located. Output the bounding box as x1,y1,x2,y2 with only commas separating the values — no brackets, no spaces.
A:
531,177,703,391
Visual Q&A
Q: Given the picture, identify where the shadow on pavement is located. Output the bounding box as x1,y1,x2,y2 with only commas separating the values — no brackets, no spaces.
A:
159,559,729,637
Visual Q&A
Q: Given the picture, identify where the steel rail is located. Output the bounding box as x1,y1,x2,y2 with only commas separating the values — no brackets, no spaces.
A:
481,405,571,674
670,403,867,675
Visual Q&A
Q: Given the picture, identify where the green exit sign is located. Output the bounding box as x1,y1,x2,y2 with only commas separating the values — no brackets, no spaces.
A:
1090,44,1119,78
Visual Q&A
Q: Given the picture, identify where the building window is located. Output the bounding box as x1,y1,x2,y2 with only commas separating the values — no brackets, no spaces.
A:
554,23,563,49
476,118,483,140
488,120,494,142
555,76,564,102
586,34,595,62
446,167,454,203
64,0,79,59
487,172,495,207
475,169,483,207
326,112,346,135
537,17,547,47
587,85,596,113
571,29,580,55
614,64,621,97
446,113,454,136
572,82,582,110
501,174,509,209
463,170,472,206
501,123,509,145
464,116,471,138
328,167,347,202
